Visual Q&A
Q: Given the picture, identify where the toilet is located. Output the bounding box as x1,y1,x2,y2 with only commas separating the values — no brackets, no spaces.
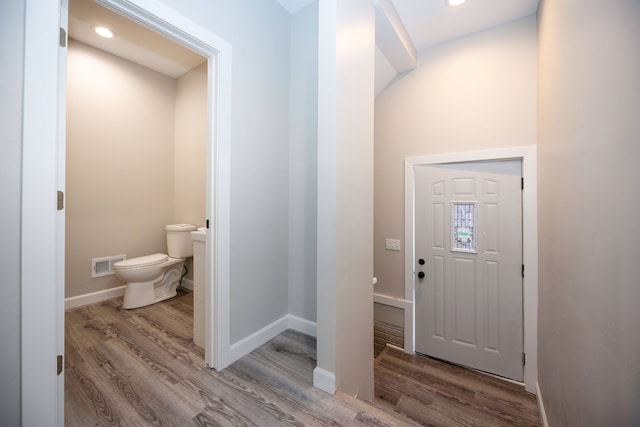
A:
114,224,197,309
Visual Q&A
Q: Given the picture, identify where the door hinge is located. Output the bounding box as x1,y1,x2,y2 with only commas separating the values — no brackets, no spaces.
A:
59,27,67,47
522,352,526,366
57,355,63,375
522,264,525,277
57,191,64,211
206,219,210,229
521,177,524,190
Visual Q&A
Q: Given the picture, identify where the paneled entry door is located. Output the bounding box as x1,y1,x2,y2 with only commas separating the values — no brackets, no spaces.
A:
414,160,523,381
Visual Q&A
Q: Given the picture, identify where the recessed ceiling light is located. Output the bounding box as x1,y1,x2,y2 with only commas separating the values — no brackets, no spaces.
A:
447,0,467,6
92,25,116,39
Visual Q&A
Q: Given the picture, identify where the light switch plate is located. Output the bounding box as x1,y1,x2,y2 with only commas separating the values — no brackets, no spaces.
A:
385,238,401,251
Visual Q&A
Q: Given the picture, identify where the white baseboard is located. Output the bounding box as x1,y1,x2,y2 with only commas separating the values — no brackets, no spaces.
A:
287,314,317,337
229,314,317,363
65,285,126,310
313,367,336,394
536,382,549,427
65,279,194,310
373,293,412,310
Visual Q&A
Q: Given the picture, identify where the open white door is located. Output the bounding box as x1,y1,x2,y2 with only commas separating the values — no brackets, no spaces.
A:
22,0,65,424
57,1,69,423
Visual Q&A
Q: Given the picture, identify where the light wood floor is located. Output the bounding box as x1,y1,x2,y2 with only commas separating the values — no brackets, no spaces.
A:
65,289,540,426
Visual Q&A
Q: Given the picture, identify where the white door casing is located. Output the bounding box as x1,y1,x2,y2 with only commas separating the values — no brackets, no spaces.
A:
86,0,233,370
83,0,233,370
414,161,523,381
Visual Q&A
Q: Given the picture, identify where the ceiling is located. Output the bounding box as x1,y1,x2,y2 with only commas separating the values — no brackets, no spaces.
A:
68,0,206,79
69,0,538,79
277,0,538,51
391,0,538,51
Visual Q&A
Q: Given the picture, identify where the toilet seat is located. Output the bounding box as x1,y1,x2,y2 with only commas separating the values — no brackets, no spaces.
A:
115,253,168,269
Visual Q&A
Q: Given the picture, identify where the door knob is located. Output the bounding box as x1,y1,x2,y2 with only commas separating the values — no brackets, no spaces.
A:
418,258,425,265
418,271,425,279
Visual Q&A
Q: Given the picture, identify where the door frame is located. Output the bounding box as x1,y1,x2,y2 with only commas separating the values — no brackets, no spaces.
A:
22,0,232,424
404,146,537,392
94,0,234,370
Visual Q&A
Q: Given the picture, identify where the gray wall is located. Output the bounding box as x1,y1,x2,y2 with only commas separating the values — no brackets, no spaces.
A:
288,2,318,322
0,1,24,425
157,0,292,342
537,0,640,425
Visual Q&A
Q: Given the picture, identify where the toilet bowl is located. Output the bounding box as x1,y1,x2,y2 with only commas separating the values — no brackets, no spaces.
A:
114,224,196,309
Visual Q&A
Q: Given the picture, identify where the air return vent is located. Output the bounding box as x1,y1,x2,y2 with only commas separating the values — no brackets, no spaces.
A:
91,254,126,278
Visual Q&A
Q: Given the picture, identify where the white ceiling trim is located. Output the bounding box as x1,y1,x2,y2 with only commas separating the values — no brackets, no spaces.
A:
374,0,416,73
374,45,397,97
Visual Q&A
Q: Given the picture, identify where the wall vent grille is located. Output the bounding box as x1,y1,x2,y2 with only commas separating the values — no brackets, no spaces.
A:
91,254,126,278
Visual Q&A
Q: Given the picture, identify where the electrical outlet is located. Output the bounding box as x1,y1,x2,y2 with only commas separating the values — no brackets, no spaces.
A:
385,239,401,251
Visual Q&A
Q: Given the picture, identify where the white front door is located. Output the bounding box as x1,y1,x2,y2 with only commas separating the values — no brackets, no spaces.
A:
414,160,523,381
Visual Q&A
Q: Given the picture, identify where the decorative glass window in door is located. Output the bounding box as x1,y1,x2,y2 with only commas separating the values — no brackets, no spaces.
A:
451,202,476,253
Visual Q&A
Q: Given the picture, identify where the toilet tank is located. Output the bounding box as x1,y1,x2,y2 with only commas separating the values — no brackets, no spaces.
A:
166,224,197,258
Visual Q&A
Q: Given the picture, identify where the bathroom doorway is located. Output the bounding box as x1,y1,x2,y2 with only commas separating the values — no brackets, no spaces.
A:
65,0,230,367
49,0,232,422
65,0,208,309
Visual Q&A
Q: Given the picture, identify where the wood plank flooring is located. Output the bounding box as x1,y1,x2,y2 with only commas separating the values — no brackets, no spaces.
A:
65,289,540,426
374,348,541,426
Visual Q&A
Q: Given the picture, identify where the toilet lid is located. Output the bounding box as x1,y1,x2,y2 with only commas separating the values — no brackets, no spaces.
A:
114,253,168,269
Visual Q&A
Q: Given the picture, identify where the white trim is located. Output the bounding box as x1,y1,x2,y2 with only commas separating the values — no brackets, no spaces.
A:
229,315,318,362
22,0,61,424
313,367,336,394
536,382,549,427
404,146,538,393
57,1,69,423
373,293,413,353
228,318,286,362
287,315,318,338
64,279,193,310
64,286,126,310
373,293,412,310
211,42,232,370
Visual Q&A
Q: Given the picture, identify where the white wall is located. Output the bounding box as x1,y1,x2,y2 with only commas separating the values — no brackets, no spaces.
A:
0,1,24,424
537,1,640,425
66,40,177,298
155,0,292,343
374,16,537,303
316,0,375,399
288,2,318,322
